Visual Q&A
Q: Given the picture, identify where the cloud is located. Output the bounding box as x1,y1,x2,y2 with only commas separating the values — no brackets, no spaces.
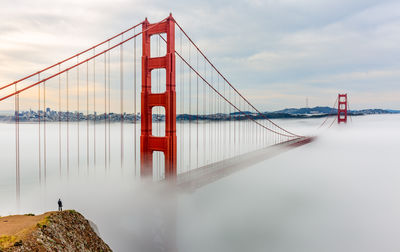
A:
0,0,399,110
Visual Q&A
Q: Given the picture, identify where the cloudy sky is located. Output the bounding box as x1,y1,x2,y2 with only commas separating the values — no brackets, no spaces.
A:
0,0,399,110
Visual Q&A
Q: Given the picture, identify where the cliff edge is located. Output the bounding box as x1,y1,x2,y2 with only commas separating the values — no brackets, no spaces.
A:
0,210,111,252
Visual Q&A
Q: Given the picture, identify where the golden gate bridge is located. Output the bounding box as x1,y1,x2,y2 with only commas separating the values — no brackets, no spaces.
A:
0,14,333,204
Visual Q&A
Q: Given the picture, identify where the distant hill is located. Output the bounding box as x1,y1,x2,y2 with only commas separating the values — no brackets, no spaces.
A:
271,107,400,116
274,106,334,115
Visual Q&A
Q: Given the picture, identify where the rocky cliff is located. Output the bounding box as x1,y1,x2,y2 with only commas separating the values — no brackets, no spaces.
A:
0,210,111,252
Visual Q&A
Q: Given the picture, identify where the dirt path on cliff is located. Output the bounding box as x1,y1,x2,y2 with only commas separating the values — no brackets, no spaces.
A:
0,212,54,236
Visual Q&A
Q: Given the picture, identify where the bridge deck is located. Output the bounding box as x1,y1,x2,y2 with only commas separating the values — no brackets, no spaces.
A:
176,137,315,191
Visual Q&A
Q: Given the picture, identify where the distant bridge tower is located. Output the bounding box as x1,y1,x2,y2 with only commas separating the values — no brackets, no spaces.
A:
337,94,348,124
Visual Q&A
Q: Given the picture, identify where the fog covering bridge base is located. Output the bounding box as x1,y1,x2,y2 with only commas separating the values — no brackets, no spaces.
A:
175,136,315,191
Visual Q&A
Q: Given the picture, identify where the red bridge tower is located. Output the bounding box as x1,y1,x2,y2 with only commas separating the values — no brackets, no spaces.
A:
141,15,177,179
337,94,348,124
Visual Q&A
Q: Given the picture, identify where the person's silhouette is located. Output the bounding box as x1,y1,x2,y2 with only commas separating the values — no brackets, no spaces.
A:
58,198,63,211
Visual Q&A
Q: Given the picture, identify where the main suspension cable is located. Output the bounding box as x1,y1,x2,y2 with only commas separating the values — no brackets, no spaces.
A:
0,21,144,91
173,20,300,138
169,40,297,138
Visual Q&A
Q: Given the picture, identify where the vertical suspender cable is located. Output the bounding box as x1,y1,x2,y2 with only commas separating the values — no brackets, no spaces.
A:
58,66,62,177
244,103,247,151
43,81,47,184
228,87,231,157
108,41,111,168
247,104,249,149
233,93,236,155
256,111,258,148
133,33,137,175
210,69,213,163
253,105,256,148
157,35,161,178
196,50,199,170
104,52,107,171
208,63,211,163
255,111,258,148
38,74,41,185
238,98,241,154
244,102,246,150
262,115,265,148
120,37,124,171
217,74,220,161
93,49,96,168
188,40,191,171
347,98,353,123
209,69,212,163
203,59,206,164
179,31,183,173
86,61,89,173
223,80,226,160
266,115,269,146
15,82,20,207
67,70,70,178
77,57,80,173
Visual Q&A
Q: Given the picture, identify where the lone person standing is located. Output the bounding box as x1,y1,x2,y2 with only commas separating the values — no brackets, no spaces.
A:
58,198,63,211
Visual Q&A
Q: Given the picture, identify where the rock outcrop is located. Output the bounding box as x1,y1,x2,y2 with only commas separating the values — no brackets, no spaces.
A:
0,210,111,252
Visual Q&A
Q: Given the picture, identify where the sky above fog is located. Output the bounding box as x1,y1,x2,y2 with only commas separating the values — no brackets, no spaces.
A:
0,0,399,110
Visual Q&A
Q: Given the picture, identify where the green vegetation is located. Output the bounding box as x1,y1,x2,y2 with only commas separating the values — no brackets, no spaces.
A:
24,213,35,216
0,235,17,249
36,216,51,229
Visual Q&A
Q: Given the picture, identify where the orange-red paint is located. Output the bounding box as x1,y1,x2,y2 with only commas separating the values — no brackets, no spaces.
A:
338,94,347,124
140,14,177,179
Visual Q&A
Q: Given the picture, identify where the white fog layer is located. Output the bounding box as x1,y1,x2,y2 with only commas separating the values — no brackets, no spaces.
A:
1,114,399,251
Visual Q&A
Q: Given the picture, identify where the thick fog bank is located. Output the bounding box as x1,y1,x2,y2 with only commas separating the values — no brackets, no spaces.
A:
179,114,400,252
1,114,399,251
